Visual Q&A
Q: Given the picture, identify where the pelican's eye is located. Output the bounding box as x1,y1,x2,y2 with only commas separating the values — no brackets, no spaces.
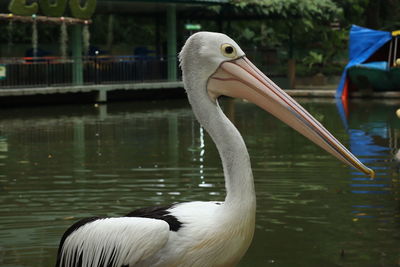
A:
221,44,237,58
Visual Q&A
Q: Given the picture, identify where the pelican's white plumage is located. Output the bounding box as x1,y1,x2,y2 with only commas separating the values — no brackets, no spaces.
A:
56,32,374,267
60,217,169,266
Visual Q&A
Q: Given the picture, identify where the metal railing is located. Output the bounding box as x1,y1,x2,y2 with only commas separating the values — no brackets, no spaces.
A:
0,56,171,89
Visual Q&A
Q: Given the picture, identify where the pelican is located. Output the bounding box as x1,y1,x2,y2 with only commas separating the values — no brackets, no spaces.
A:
55,32,374,267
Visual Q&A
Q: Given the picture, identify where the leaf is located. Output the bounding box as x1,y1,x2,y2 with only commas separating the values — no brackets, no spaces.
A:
242,28,256,41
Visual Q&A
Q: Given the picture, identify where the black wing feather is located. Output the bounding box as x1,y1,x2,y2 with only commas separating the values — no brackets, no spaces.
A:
126,204,182,232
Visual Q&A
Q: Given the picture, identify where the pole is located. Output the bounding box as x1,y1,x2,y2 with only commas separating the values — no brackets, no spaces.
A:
72,24,83,85
167,4,177,81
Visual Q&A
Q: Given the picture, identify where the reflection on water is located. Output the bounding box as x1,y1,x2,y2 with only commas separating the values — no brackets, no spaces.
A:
0,99,399,266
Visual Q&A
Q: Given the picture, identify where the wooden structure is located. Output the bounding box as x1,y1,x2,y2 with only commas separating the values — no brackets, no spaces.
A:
0,0,228,85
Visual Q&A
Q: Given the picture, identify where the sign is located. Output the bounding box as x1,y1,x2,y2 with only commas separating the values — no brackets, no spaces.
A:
0,65,6,80
185,24,202,31
8,0,97,19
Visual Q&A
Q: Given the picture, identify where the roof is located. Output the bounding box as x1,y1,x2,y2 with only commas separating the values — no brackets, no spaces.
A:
96,0,227,15
99,0,228,4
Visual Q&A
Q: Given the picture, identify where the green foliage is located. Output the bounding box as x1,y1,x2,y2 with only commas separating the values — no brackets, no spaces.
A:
236,23,282,49
218,0,350,76
229,0,342,22
303,51,323,69
69,0,97,19
39,0,68,17
259,25,282,48
333,0,400,30
333,0,368,26
241,28,255,41
8,0,38,16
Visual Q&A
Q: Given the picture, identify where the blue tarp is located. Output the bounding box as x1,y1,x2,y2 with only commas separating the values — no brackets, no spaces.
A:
336,25,392,98
355,61,388,70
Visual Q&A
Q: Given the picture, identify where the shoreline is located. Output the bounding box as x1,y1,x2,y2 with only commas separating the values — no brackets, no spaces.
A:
1,81,399,107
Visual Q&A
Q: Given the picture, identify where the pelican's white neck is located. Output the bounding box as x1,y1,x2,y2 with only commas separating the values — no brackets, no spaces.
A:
185,78,256,207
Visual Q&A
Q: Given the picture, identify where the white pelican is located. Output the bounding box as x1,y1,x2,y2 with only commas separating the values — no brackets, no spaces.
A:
56,32,374,267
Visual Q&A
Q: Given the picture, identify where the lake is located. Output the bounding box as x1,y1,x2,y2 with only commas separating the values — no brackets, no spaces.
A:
0,97,399,266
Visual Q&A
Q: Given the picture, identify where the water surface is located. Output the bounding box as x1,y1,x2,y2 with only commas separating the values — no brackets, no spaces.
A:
0,98,399,266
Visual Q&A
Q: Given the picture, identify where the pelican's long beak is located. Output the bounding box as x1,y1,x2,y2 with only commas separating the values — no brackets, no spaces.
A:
207,57,375,178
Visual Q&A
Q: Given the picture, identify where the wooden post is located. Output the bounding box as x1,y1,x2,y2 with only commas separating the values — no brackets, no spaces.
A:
0,14,91,25
288,59,296,89
287,25,296,89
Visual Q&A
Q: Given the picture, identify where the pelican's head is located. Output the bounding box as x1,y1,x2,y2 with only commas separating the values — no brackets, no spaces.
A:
179,32,374,178
179,32,244,85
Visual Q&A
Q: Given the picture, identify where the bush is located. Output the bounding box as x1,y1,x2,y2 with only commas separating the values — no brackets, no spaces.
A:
69,0,96,19
8,0,38,16
39,0,68,17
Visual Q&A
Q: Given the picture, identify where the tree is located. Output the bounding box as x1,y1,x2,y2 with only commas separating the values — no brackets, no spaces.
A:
333,0,400,30
217,0,345,83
